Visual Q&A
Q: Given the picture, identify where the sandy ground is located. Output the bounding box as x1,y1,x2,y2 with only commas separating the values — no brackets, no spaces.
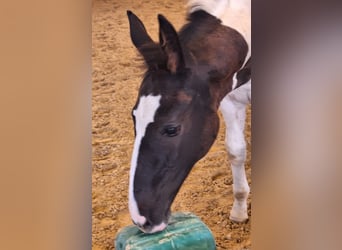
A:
92,0,251,249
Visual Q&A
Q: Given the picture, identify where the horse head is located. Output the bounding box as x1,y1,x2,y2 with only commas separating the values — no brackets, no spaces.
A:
127,9,247,233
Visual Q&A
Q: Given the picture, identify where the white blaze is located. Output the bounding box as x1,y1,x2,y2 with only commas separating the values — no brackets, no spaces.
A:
129,94,162,226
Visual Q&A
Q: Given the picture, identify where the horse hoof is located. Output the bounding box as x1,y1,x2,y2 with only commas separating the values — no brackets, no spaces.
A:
229,215,248,222
229,210,248,222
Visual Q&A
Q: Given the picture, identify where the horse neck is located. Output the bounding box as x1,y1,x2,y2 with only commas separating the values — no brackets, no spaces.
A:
179,37,242,110
181,53,234,111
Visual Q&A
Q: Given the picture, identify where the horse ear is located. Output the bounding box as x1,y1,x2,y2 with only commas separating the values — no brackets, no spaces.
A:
127,10,154,50
158,14,185,74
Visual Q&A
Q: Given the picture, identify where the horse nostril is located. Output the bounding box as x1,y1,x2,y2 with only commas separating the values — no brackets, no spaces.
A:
136,220,154,233
132,220,144,229
132,219,152,232
143,220,151,228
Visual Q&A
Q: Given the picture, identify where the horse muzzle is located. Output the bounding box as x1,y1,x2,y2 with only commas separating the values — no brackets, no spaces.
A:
133,219,168,234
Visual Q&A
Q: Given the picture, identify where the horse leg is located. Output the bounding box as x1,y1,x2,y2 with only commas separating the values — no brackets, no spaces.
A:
220,82,250,222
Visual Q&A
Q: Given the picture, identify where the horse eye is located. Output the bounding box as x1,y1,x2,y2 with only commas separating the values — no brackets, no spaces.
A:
162,125,181,137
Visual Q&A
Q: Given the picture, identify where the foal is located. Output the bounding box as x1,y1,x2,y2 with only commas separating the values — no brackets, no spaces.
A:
127,0,251,233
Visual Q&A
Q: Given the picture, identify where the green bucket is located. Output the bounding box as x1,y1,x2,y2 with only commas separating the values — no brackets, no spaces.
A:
115,212,216,250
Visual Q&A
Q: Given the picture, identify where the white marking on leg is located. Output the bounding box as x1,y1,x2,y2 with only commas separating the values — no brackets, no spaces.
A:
220,84,250,222
129,95,161,226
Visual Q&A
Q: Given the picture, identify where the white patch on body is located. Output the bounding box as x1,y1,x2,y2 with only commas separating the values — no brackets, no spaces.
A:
188,0,251,62
129,94,162,226
232,72,238,89
231,79,251,103
187,0,229,17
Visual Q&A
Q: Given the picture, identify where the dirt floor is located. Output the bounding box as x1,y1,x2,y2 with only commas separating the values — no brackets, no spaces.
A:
92,0,251,249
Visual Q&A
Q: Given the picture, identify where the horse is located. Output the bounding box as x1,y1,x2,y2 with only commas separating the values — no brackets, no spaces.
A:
127,0,251,233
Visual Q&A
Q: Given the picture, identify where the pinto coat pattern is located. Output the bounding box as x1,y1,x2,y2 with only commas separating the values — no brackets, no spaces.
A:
127,0,251,233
